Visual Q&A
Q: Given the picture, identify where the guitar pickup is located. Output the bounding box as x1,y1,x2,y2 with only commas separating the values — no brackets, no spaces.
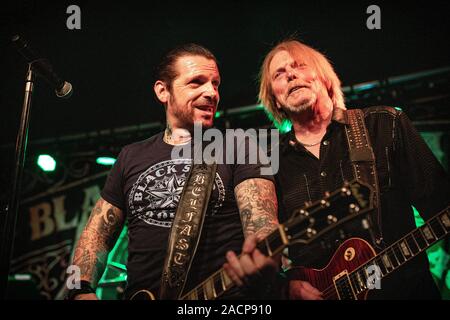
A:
333,270,357,300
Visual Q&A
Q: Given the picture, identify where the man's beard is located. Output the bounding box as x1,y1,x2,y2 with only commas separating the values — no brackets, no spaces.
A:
169,95,196,128
284,92,316,114
170,94,216,129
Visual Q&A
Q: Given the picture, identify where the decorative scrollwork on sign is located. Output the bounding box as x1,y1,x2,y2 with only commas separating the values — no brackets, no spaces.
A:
21,155,100,197
67,157,93,179
21,163,68,196
11,241,73,300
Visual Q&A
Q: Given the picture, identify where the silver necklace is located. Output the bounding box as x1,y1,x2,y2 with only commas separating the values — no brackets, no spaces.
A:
299,140,321,147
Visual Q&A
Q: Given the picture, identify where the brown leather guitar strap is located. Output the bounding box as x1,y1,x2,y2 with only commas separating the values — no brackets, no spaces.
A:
344,109,385,249
159,162,217,300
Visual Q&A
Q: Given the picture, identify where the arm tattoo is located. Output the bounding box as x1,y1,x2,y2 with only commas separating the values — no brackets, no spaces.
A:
234,178,278,239
72,198,124,285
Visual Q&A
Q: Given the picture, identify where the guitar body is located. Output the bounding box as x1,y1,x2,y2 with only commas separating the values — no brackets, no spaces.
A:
287,238,376,300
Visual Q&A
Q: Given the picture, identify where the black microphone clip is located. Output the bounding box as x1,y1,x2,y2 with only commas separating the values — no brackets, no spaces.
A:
12,35,73,98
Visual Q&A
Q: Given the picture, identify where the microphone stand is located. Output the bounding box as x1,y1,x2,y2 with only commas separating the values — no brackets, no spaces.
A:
0,63,35,298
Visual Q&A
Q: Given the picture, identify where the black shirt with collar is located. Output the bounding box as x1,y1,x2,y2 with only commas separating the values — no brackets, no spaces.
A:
276,106,449,299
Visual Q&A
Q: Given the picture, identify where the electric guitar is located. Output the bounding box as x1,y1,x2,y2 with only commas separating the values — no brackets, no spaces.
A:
130,180,374,300
286,206,450,300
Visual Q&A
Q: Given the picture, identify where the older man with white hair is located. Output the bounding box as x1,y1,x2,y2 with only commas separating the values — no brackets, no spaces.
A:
259,39,449,300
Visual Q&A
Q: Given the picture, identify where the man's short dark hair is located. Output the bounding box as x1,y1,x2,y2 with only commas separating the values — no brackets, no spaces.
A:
155,43,218,89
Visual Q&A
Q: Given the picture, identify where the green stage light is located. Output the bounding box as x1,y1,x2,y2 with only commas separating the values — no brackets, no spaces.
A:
37,154,56,172
278,120,292,133
96,157,116,166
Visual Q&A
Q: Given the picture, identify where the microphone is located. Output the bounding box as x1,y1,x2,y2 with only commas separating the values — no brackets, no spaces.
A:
12,35,73,98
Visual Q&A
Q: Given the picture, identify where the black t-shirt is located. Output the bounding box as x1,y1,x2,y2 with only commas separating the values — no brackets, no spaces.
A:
101,131,273,298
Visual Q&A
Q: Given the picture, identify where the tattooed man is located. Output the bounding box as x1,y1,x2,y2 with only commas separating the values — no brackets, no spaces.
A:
68,44,280,300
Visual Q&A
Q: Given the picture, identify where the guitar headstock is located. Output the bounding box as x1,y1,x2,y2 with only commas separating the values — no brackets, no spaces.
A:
282,180,373,247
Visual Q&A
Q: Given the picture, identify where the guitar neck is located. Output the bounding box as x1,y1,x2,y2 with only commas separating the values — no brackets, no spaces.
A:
179,180,371,300
180,226,287,300
348,206,450,292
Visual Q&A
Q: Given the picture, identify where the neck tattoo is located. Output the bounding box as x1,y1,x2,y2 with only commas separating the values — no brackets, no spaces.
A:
163,125,192,145
164,125,173,144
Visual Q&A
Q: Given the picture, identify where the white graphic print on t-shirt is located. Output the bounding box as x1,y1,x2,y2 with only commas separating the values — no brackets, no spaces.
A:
128,159,225,227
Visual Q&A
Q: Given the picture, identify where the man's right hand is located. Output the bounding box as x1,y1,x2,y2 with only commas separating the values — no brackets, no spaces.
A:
74,293,99,300
289,280,323,300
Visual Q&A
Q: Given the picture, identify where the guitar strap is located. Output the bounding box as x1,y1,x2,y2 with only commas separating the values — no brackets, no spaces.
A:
344,109,385,249
159,161,217,300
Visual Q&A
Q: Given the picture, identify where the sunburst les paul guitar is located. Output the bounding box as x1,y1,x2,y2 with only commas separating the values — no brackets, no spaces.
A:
130,180,374,300
287,206,450,300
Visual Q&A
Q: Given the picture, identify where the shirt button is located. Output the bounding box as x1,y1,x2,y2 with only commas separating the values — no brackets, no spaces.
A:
320,171,327,177
323,140,329,146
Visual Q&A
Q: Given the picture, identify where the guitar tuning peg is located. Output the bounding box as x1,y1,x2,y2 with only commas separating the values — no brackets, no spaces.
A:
306,228,317,238
299,209,309,217
327,215,337,224
320,199,330,208
361,218,370,229
340,187,351,196
349,203,360,214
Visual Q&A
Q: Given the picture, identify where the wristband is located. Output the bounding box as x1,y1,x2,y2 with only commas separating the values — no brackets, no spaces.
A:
66,280,95,300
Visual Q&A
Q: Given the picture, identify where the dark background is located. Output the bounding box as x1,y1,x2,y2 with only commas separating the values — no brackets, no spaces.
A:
2,0,450,141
